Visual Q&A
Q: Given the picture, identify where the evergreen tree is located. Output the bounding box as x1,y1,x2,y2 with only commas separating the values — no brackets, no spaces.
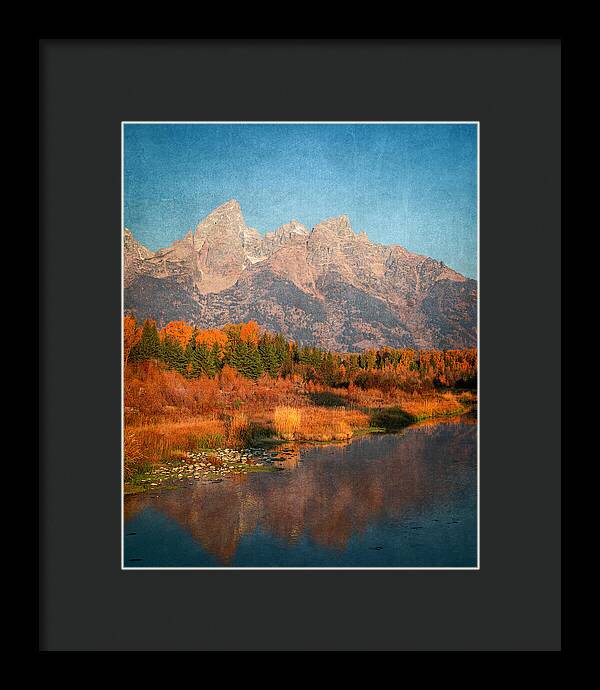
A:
273,333,289,372
289,341,300,365
259,334,280,377
209,342,221,377
130,320,161,362
243,344,264,380
190,342,208,378
320,351,339,386
225,336,264,379
183,332,197,377
189,342,220,378
299,346,316,367
224,335,244,372
161,336,188,374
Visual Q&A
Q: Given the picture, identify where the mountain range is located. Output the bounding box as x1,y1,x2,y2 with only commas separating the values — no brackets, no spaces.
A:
124,200,477,351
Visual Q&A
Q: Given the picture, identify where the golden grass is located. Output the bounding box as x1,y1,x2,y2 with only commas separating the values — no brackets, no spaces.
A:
396,391,468,420
123,429,144,479
126,417,227,466
227,411,251,447
124,412,270,474
272,405,370,442
125,393,471,473
273,406,302,439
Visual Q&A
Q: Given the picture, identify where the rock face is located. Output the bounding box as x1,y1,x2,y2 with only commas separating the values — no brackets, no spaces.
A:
124,200,477,350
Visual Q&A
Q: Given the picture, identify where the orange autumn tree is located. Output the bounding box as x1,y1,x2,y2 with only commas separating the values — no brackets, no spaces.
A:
240,320,261,345
159,320,194,349
123,315,142,365
124,314,477,389
195,328,229,360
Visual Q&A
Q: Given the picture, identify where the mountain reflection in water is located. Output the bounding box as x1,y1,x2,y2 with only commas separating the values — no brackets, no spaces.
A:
124,419,477,568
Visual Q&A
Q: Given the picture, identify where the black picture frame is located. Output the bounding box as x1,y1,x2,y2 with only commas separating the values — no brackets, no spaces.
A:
39,38,561,651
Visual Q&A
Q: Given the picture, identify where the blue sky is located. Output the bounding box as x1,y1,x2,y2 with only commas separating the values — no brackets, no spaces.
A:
124,123,477,278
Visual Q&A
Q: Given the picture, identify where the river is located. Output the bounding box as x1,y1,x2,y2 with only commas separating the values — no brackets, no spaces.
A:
124,417,477,568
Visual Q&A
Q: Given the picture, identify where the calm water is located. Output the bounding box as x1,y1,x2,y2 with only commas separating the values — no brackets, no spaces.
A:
124,419,477,568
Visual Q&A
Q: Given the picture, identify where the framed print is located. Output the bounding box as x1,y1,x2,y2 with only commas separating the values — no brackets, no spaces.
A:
121,121,479,570
39,39,561,651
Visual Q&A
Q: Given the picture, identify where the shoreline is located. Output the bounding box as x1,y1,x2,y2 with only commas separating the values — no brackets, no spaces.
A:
124,399,476,496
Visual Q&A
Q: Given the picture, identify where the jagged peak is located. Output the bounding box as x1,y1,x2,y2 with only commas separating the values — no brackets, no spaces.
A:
194,199,246,237
215,198,241,211
124,201,477,349
123,227,149,247
311,213,356,239
289,219,309,232
123,227,153,259
273,219,309,237
200,199,242,220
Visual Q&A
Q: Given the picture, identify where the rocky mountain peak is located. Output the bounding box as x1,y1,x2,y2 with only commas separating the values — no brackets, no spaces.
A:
276,219,309,236
210,198,242,215
260,220,309,257
270,220,309,241
124,200,477,350
123,228,154,258
123,228,155,287
194,199,246,240
311,214,356,241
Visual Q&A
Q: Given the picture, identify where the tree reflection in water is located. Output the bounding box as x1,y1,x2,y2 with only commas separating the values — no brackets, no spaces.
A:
125,418,476,566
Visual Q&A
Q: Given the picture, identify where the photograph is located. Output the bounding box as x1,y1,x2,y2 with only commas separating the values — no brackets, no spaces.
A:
122,122,479,569
39,37,562,652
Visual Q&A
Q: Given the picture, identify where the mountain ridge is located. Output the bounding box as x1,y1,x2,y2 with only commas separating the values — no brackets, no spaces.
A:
124,200,477,351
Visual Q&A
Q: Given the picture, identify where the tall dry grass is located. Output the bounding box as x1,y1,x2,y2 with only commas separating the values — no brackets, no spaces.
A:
396,391,467,420
273,407,302,439
227,412,251,447
125,417,227,467
272,405,369,441
124,411,272,475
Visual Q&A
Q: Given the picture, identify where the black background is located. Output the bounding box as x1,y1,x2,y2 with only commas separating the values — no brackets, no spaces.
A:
39,39,561,651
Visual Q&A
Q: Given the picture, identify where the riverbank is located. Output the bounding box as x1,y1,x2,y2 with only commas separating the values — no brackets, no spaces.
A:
124,389,476,495
124,420,478,567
